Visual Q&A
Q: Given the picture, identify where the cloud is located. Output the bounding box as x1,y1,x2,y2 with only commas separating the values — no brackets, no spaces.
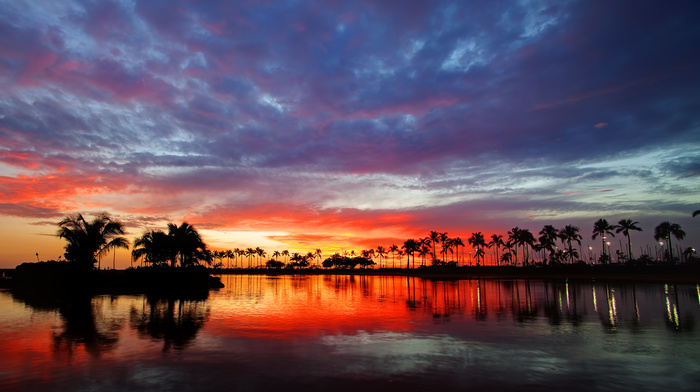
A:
1,0,700,261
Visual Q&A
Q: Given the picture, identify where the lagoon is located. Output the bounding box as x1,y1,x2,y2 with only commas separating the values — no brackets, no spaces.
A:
1,275,699,391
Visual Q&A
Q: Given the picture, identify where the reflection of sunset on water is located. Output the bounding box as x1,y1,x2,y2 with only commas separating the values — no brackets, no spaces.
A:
2,276,700,391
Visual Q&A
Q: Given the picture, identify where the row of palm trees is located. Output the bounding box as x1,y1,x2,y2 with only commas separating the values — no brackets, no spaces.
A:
248,218,690,269
56,212,694,270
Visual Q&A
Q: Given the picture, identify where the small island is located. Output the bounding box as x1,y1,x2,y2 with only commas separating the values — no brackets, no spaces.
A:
4,213,223,295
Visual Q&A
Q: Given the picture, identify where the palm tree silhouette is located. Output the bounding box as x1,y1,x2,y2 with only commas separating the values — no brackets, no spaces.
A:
488,234,504,266
500,251,512,266
538,225,558,265
429,231,440,265
468,232,486,266
132,230,172,267
166,222,208,267
225,249,234,268
375,246,386,268
592,219,616,263
245,248,255,268
389,244,399,268
517,229,536,265
615,219,643,261
559,225,582,264
57,212,129,270
451,237,464,266
654,222,686,264
507,227,521,266
402,239,418,269
438,232,450,264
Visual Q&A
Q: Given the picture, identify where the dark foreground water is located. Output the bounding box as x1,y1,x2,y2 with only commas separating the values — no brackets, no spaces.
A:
1,275,699,391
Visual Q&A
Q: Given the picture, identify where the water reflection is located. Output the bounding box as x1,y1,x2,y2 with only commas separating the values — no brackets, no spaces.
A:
9,289,211,356
2,276,700,392
215,275,700,333
130,294,210,351
10,290,120,358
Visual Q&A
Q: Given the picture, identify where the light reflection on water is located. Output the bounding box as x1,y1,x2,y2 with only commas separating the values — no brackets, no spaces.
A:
1,275,700,391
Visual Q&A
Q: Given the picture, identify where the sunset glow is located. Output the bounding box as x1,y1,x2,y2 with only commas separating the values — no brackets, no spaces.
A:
1,1,699,268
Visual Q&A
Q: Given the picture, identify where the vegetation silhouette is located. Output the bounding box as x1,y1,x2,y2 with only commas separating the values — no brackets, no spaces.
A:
654,222,686,265
592,219,616,264
9,213,222,294
57,212,129,271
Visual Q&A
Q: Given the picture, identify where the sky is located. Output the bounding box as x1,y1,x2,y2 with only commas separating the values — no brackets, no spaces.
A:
1,0,699,268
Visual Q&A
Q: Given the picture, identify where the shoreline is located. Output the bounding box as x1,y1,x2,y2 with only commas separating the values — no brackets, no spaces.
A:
3,264,699,290
207,264,700,284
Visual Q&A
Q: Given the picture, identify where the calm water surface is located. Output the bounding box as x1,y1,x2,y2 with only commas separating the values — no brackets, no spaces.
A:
1,275,699,391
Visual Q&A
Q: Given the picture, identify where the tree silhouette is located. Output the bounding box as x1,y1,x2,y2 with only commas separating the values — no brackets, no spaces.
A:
132,230,173,267
468,232,486,266
517,229,536,265
389,244,399,268
429,231,440,265
508,227,521,266
559,225,582,264
592,219,616,264
402,239,418,268
375,246,386,268
451,237,464,266
166,222,209,267
488,234,504,266
438,232,449,264
538,225,558,265
57,212,129,270
615,219,643,261
654,221,685,264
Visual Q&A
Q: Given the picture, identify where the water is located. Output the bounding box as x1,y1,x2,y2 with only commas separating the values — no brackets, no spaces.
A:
1,275,699,391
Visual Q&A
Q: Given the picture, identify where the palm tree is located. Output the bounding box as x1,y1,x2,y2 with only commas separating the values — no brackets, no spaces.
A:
438,232,450,264
282,250,290,263
429,231,440,265
654,222,686,264
375,246,386,268
418,244,430,266
507,227,521,265
500,252,512,266
57,212,129,270
451,237,464,266
468,232,486,266
559,225,582,264
538,225,558,265
246,248,255,268
389,244,399,268
255,247,266,267
167,222,209,267
592,219,616,263
488,234,504,266
615,219,643,261
225,249,234,268
132,230,172,267
402,239,419,269
517,229,536,265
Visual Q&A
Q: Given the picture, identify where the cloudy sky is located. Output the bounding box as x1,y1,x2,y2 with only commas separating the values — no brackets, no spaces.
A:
1,0,699,267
